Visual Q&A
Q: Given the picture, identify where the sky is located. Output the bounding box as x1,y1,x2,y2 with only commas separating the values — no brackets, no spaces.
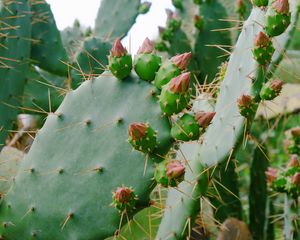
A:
47,0,174,53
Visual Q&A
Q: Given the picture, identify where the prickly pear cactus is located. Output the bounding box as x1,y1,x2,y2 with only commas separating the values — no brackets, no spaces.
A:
156,2,297,237
0,0,31,149
0,72,173,239
30,0,68,76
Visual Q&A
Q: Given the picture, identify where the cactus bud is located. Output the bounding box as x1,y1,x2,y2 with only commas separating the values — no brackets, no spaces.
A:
108,39,132,80
291,127,300,138
155,52,191,90
139,1,151,14
287,155,300,168
236,0,247,19
265,167,278,184
266,0,291,37
291,172,300,185
110,38,127,57
171,113,200,141
128,122,157,153
255,32,271,47
252,0,268,7
137,37,154,54
253,32,275,65
134,38,161,81
260,79,283,100
195,111,216,128
194,15,204,31
171,52,192,70
272,0,289,14
112,186,137,212
237,94,258,118
169,72,190,93
166,160,185,179
154,160,185,187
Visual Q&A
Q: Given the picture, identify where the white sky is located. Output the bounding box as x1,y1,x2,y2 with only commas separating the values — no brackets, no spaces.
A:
47,0,174,53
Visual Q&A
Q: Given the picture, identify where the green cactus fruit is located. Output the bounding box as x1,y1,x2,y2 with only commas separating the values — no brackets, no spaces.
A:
154,160,185,187
171,114,200,141
159,72,191,116
134,38,161,82
252,0,268,7
194,15,204,31
287,172,300,198
172,0,183,9
266,0,291,37
139,2,151,14
253,32,275,65
166,10,182,32
237,94,258,118
112,186,138,212
291,127,300,143
260,79,283,100
288,128,300,154
128,122,157,153
160,27,174,42
108,39,132,80
154,52,191,89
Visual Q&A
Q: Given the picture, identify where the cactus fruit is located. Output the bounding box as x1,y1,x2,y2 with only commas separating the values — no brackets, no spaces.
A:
128,122,157,153
138,2,151,14
112,186,138,212
108,39,132,80
171,113,200,141
236,0,247,18
154,52,191,89
288,127,300,155
134,38,161,82
159,72,191,116
252,0,268,7
195,111,216,129
155,160,185,187
266,0,291,37
237,95,258,119
260,79,283,100
194,15,204,31
253,31,275,65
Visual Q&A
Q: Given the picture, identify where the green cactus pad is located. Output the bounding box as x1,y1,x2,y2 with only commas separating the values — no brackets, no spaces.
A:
0,73,173,239
266,7,291,37
71,37,111,88
0,0,31,149
171,113,200,141
154,59,182,90
194,0,232,82
108,55,133,80
134,53,161,82
159,85,190,116
94,0,140,40
30,0,68,76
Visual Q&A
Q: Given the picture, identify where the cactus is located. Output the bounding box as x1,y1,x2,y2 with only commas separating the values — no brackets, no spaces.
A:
156,2,297,238
284,194,300,240
0,0,31,149
30,0,68,76
0,71,173,238
94,0,142,41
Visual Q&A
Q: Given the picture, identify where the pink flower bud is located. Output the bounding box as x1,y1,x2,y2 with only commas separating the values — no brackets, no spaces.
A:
113,187,133,204
291,172,300,185
265,167,278,184
166,160,185,179
169,72,190,93
171,52,192,70
128,123,147,140
110,38,127,57
137,37,155,54
272,0,289,14
255,32,271,47
237,94,253,108
270,79,283,93
195,111,216,128
287,154,300,168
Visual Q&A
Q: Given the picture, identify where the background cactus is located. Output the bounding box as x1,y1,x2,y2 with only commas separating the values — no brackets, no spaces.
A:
0,0,299,239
